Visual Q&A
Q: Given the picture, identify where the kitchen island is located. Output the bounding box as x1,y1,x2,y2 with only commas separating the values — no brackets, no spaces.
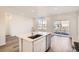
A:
17,32,51,52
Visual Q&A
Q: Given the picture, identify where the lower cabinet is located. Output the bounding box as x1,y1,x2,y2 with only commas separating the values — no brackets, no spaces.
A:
23,40,33,52
34,36,46,52
19,36,46,52
19,38,33,52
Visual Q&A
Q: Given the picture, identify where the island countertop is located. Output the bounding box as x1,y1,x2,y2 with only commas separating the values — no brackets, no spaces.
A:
16,32,50,42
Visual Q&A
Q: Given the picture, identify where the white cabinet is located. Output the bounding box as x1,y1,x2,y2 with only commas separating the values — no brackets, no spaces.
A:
51,36,73,52
34,36,46,52
19,39,33,52
19,36,46,52
23,39,33,52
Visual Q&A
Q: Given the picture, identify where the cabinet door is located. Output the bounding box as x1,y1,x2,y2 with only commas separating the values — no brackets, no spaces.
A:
34,37,46,52
23,39,32,52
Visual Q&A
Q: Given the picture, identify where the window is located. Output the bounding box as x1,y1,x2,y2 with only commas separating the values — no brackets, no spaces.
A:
36,17,47,30
54,20,69,32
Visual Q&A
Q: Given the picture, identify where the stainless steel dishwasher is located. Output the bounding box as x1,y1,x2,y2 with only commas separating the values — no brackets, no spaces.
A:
46,34,51,51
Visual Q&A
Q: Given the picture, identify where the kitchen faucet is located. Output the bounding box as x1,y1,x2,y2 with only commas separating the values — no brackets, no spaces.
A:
31,27,34,36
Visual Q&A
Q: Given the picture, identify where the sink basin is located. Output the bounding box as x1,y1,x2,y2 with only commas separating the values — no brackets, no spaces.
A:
28,34,42,39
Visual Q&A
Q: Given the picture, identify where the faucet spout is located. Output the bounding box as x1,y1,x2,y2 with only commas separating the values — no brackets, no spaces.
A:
31,27,34,36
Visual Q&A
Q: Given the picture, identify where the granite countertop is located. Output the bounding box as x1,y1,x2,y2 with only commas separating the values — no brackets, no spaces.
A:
16,32,50,42
51,32,71,38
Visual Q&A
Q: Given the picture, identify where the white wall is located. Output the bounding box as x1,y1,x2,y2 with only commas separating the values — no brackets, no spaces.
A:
5,13,11,35
78,12,79,42
7,13,33,36
0,11,6,46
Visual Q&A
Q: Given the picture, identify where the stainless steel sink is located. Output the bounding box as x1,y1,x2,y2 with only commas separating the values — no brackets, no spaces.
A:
28,34,42,39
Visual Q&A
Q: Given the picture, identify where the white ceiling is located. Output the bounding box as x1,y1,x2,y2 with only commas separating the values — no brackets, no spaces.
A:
0,6,79,17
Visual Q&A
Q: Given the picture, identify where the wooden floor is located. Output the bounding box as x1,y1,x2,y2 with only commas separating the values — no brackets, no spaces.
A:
0,35,52,52
0,35,19,52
